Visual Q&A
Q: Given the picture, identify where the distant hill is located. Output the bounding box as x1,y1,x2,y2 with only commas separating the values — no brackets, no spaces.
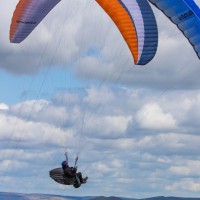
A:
91,197,123,200
0,192,200,200
145,197,200,200
92,197,200,200
0,192,80,200
82,196,200,200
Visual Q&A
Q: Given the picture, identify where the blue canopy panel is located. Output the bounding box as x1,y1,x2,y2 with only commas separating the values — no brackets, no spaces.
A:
148,0,200,59
135,0,158,65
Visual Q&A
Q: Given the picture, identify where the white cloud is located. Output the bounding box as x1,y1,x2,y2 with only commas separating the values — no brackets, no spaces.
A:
111,159,123,168
194,0,200,7
0,103,9,110
0,149,54,163
0,86,200,196
84,86,115,105
136,103,177,130
0,159,28,172
169,166,191,176
165,180,200,192
52,91,79,105
85,115,132,138
157,157,171,164
92,162,112,174
169,160,200,176
0,112,75,147
10,99,69,126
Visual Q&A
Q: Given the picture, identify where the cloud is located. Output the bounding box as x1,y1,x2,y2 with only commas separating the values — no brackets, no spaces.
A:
1,85,200,197
136,103,177,130
52,91,79,105
0,159,28,173
0,0,200,198
169,166,191,176
84,86,115,105
169,160,200,176
10,99,71,127
92,162,112,174
0,111,75,148
165,180,200,192
84,115,132,139
0,103,9,110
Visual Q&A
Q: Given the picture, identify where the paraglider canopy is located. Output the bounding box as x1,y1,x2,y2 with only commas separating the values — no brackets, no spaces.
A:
10,0,158,65
96,0,158,65
148,0,200,59
10,0,61,43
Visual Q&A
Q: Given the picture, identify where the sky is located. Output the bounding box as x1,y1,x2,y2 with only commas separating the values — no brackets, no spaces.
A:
0,0,200,198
